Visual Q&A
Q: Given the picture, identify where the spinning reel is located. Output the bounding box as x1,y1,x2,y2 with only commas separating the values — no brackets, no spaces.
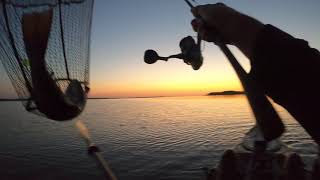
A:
143,0,285,142
144,36,203,70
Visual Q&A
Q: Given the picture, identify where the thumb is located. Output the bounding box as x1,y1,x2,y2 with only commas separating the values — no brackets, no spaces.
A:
191,3,228,23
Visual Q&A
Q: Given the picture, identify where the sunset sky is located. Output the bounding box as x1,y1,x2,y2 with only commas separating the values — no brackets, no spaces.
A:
1,0,320,98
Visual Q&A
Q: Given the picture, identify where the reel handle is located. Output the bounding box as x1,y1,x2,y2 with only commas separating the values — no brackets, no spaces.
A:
144,49,182,64
144,35,203,70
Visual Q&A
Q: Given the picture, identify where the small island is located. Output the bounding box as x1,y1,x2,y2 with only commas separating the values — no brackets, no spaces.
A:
207,91,244,96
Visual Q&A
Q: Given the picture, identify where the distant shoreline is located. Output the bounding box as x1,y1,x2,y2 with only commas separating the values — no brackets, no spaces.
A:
0,92,244,102
207,91,244,96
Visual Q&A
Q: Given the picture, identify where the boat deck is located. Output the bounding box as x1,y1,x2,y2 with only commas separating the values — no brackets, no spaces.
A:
206,144,319,180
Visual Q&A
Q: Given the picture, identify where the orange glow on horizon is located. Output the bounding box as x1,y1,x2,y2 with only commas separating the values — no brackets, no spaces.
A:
88,42,250,98
89,77,243,98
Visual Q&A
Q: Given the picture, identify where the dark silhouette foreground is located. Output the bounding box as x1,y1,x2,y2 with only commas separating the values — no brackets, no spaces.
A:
192,3,320,146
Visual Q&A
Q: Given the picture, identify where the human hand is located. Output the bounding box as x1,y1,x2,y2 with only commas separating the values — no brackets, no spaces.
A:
191,3,264,58
191,3,239,43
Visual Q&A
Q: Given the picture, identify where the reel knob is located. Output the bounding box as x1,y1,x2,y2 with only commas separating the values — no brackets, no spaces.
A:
144,49,160,64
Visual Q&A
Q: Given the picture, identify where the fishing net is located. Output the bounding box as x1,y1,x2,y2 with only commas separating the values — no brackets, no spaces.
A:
0,0,94,120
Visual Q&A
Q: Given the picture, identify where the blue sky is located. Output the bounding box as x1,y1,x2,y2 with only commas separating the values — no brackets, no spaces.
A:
1,0,320,98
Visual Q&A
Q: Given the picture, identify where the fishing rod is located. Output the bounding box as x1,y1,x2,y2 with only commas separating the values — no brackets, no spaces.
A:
145,0,285,142
185,0,285,141
76,121,118,180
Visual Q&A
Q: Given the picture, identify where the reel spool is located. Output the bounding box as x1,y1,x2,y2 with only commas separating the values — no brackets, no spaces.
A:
0,0,94,120
144,36,203,70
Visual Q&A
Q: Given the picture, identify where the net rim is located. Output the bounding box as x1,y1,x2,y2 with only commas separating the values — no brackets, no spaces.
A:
3,0,86,8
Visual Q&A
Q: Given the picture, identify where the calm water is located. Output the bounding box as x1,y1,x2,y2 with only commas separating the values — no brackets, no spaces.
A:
0,96,318,180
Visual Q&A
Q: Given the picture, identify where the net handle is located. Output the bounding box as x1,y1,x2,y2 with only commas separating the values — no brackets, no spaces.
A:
3,0,86,9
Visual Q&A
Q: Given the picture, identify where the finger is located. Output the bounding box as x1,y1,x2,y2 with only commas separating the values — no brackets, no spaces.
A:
192,5,210,20
191,5,209,19
199,31,209,42
191,6,199,17
191,18,203,32
191,19,197,31
193,3,227,22
198,25,218,43
191,17,213,42
197,26,209,42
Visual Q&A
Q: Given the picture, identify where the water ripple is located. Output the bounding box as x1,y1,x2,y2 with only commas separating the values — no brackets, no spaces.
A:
0,96,317,180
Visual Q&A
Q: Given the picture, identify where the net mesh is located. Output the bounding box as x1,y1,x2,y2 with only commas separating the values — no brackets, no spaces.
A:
0,0,93,115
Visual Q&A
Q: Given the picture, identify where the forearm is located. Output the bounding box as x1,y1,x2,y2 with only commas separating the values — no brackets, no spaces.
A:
192,3,320,143
249,24,320,144
250,24,320,104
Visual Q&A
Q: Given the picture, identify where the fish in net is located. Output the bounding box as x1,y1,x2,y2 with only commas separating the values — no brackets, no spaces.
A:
0,0,94,120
